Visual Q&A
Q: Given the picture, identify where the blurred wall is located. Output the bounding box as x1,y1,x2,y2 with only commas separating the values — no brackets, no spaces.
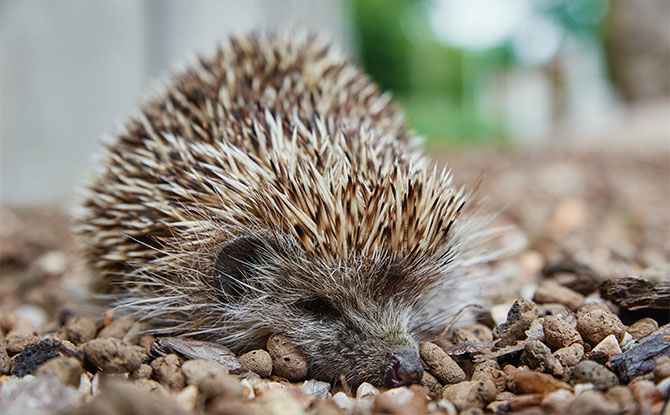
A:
0,0,350,205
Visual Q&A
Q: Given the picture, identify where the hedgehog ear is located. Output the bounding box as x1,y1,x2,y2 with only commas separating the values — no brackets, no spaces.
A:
214,236,267,299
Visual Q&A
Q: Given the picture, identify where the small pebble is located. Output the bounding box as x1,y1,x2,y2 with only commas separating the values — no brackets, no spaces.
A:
151,354,185,390
541,389,575,413
627,317,658,340
493,298,539,347
175,384,199,411
374,386,428,414
654,356,670,380
36,356,83,387
80,337,146,373
0,345,10,374
5,333,41,355
511,370,571,394
97,315,135,339
238,349,272,377
520,340,563,376
420,370,443,399
453,324,493,343
576,309,625,345
266,334,308,381
586,333,621,363
568,361,618,390
302,379,332,399
332,391,354,410
420,342,466,384
628,380,661,415
130,363,152,380
60,317,97,345
442,380,496,411
605,385,638,415
553,343,584,368
10,339,59,376
356,381,379,399
533,280,585,311
567,390,620,415
181,358,229,385
471,360,508,393
542,315,582,349
208,398,257,415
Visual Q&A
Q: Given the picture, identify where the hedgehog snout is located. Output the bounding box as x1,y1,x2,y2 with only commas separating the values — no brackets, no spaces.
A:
383,347,423,387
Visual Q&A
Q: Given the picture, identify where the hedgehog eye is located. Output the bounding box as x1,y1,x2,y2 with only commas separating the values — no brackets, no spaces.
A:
214,236,266,299
296,297,339,317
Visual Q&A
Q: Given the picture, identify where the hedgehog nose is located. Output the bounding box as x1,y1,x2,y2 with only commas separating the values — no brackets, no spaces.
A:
384,349,423,387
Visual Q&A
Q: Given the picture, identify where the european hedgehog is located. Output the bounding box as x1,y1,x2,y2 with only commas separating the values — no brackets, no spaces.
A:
76,31,490,387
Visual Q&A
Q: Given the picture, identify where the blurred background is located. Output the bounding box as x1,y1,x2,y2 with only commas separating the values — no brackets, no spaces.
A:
0,0,668,204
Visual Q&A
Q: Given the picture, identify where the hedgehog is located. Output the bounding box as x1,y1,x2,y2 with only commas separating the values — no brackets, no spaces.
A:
76,31,492,388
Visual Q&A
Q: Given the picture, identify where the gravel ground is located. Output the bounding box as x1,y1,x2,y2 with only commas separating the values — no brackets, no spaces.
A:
0,141,668,415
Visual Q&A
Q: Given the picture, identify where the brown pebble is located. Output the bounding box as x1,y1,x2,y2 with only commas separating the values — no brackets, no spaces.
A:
208,397,257,415
239,349,272,377
511,370,571,394
653,355,670,380
576,309,625,345
627,317,658,340
60,316,97,345
181,358,240,399
5,333,41,355
442,380,496,411
567,390,620,415
553,343,584,368
420,342,466,384
543,315,582,349
80,337,146,373
134,378,171,397
471,360,508,393
605,385,638,415
493,298,539,347
97,315,135,339
533,280,585,311
0,344,10,374
374,386,429,414
629,380,661,415
130,363,152,380
520,340,563,376
541,389,575,413
266,334,307,381
420,370,443,400
568,361,619,390
453,324,493,343
70,380,180,415
181,358,229,385
139,335,155,350
36,356,83,387
586,334,621,363
151,354,185,390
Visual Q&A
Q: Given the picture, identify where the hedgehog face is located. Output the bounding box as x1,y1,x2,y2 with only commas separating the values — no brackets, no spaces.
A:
213,234,424,387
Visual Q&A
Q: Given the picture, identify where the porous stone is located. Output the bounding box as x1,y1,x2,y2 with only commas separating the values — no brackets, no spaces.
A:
471,360,508,393
576,309,625,346
130,363,152,380
60,316,97,345
266,334,308,381
493,298,539,347
36,356,83,387
520,340,563,376
181,358,229,385
453,324,493,343
239,349,272,377
605,385,638,415
543,315,582,349
97,315,135,339
553,343,584,368
627,317,658,340
5,333,42,355
442,380,496,411
151,354,185,390
420,370,443,400
420,342,466,384
511,370,571,394
533,280,585,311
568,361,618,390
80,338,146,373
